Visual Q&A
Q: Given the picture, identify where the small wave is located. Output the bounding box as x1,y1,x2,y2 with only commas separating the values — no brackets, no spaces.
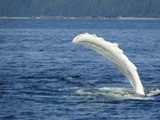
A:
58,74,81,80
1,115,16,120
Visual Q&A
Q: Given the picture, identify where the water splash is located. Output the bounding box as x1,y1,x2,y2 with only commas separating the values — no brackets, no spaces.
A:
75,87,160,101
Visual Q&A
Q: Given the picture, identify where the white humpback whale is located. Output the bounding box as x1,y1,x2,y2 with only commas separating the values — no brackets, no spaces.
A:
73,33,145,96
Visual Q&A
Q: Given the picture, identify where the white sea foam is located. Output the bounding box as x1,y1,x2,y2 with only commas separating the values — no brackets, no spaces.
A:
146,88,160,97
75,87,159,100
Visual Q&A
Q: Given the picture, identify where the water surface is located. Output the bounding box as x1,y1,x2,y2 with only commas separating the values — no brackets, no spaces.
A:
0,19,160,120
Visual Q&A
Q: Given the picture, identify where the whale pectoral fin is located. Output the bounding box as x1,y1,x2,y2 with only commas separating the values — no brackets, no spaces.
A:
73,33,145,96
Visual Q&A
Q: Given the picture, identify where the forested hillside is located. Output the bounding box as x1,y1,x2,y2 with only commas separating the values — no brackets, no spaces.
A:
0,0,160,18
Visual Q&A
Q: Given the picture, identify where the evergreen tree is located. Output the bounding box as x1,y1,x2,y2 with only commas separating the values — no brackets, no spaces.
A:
0,0,160,18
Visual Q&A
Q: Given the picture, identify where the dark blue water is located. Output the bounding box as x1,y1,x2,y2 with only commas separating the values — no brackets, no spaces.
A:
0,19,160,120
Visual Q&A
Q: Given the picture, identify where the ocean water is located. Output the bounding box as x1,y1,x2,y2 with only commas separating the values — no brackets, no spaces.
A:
0,19,160,120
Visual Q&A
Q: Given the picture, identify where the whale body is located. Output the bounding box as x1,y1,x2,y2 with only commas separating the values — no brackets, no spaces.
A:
73,33,145,96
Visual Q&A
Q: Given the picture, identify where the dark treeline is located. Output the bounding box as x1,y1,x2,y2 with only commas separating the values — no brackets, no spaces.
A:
0,0,160,18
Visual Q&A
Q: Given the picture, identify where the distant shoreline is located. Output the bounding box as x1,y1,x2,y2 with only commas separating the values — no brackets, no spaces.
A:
0,16,160,20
